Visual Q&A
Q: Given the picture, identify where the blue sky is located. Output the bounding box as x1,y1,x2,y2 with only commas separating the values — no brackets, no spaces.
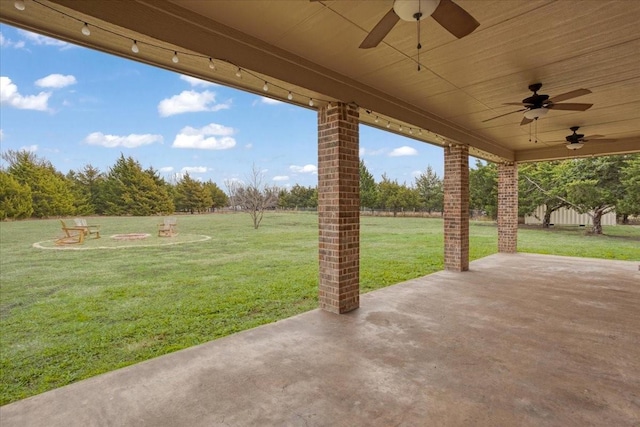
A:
0,23,445,188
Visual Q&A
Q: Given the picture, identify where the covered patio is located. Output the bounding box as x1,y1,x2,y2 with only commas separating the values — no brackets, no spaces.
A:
1,253,639,426
1,1,639,423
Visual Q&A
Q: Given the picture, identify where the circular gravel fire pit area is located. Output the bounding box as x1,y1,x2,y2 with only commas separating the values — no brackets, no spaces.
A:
110,233,150,241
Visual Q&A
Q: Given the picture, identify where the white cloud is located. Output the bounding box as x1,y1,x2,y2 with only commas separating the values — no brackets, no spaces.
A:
245,143,253,149
411,170,422,178
159,166,174,173
260,97,282,105
180,75,217,87
157,90,230,117
0,76,50,111
273,175,289,181
289,164,318,174
83,132,163,148
360,147,385,156
19,144,38,152
172,123,236,150
35,74,77,89
18,30,69,48
389,146,418,157
0,32,26,49
0,129,3,141
181,166,208,174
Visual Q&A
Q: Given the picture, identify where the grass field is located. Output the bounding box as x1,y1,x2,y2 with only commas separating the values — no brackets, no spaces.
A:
1,213,638,405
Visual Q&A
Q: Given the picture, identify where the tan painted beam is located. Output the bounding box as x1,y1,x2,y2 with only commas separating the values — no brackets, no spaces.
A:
516,138,640,163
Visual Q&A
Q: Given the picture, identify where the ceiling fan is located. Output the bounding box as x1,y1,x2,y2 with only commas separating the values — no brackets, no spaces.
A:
483,83,594,126
553,126,616,150
359,0,480,49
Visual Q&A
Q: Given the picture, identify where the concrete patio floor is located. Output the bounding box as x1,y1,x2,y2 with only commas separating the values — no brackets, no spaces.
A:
2,253,639,426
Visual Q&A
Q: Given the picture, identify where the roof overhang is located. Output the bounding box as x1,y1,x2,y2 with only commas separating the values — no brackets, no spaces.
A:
2,0,639,163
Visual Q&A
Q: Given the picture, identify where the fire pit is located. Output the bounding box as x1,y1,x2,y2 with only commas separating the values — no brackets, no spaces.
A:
110,233,150,241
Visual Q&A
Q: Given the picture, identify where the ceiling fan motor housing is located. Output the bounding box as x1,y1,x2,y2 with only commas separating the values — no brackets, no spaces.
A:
394,0,441,21
566,133,585,143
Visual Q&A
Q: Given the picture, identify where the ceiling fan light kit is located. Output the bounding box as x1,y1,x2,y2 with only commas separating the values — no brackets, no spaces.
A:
359,0,479,49
483,83,594,131
556,127,615,151
393,0,440,21
523,107,548,120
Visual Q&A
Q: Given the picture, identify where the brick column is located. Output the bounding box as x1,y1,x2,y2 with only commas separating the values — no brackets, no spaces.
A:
444,145,469,271
317,102,360,314
498,162,518,253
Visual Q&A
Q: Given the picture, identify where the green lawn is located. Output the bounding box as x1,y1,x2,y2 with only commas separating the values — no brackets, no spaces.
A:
1,213,638,404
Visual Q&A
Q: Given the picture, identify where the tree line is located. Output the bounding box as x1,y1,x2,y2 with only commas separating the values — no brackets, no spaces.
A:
0,151,228,220
1,149,638,234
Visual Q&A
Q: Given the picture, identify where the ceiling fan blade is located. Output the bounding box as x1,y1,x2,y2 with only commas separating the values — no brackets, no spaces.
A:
359,8,400,49
482,109,526,122
503,102,532,106
520,116,534,126
431,0,480,39
584,138,617,143
547,103,593,111
547,88,591,104
582,135,606,139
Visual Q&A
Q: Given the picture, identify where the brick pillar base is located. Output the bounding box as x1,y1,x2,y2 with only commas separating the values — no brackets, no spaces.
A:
444,145,469,271
498,162,518,253
318,103,359,314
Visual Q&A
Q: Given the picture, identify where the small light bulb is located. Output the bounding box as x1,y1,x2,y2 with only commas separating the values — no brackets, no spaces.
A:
263,82,269,92
131,40,139,53
375,116,379,123
287,92,293,101
409,128,413,134
172,52,179,63
235,68,242,78
81,23,91,36
14,0,25,11
418,129,423,136
209,58,215,70
309,99,314,107
387,122,391,129
399,126,403,132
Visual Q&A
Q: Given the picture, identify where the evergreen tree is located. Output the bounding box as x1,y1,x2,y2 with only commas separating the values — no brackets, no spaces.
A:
0,170,33,220
414,166,443,214
359,160,377,211
376,174,418,216
66,167,100,216
203,180,229,211
75,164,106,215
2,150,75,218
174,173,212,213
103,154,174,216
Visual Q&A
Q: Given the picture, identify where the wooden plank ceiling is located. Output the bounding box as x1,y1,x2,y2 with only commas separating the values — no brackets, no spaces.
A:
2,0,639,162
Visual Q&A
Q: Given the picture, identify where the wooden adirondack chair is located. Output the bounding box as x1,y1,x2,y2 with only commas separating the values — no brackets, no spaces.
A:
158,217,177,237
73,218,101,239
55,220,85,245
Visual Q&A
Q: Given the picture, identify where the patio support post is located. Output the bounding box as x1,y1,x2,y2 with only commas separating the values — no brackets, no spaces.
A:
444,144,469,271
317,102,360,313
498,162,518,253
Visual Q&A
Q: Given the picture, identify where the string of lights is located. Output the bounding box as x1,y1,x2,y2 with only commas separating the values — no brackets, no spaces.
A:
362,109,441,145
16,0,332,108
